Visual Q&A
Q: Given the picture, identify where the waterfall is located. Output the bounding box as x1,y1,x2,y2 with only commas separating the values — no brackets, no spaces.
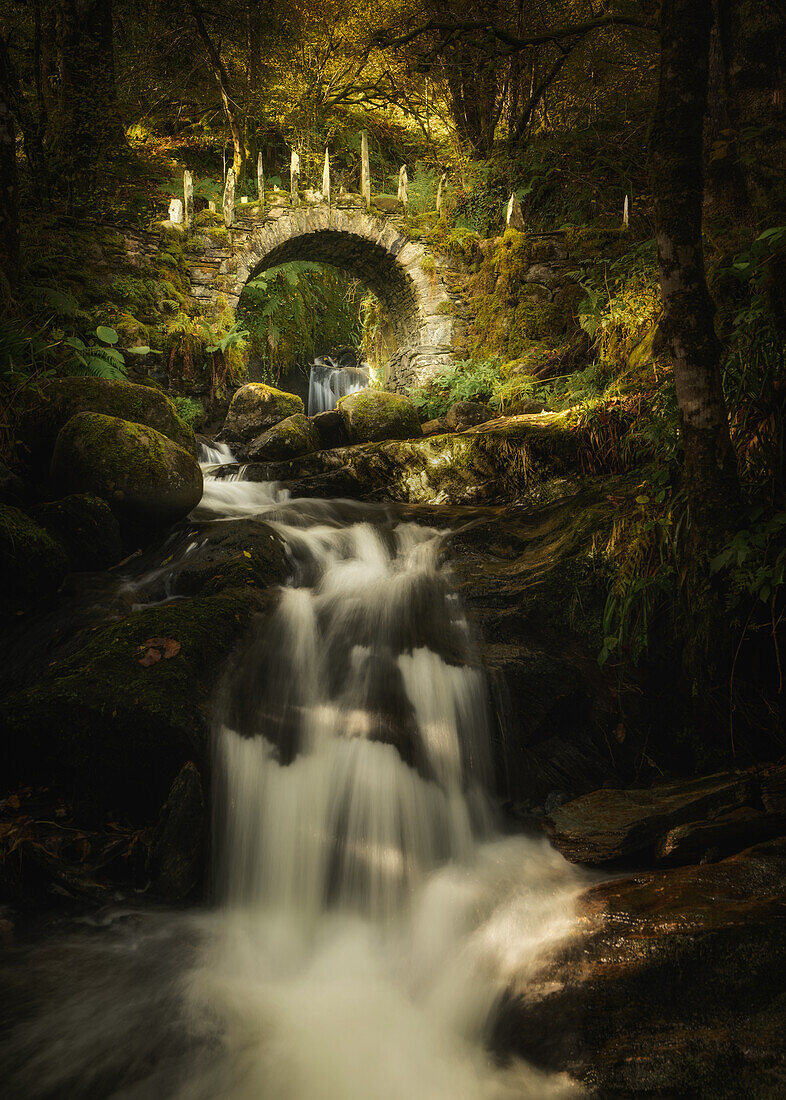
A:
198,440,235,466
307,355,369,414
0,459,585,1100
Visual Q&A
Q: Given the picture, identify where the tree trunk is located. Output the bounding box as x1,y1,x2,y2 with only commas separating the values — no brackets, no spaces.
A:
649,0,738,543
186,0,245,180
54,0,122,170
0,80,20,288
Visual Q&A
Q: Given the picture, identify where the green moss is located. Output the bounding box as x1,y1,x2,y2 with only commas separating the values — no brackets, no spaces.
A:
20,377,196,469
1,586,266,818
425,224,482,268
0,504,69,616
245,413,319,460
34,493,122,572
338,388,421,444
193,209,225,229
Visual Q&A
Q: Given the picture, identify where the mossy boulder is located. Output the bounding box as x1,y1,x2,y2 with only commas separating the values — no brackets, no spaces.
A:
50,413,203,538
311,410,350,450
218,382,304,446
242,413,320,462
0,505,69,617
17,377,196,476
0,585,272,818
338,388,422,444
146,761,207,901
445,401,492,431
34,493,123,572
0,586,271,819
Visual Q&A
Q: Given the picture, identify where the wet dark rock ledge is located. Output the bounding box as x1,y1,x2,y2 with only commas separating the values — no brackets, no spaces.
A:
497,837,786,1098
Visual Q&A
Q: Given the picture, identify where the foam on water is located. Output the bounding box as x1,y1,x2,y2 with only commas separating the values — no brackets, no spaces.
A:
0,456,586,1099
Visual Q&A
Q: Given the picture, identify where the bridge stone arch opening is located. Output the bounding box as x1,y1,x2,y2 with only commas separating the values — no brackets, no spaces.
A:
186,205,461,391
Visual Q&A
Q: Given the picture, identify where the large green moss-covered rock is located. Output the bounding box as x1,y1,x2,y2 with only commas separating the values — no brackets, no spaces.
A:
50,412,203,537
338,388,422,444
34,493,123,571
219,382,304,446
0,505,69,617
0,586,271,819
222,414,582,506
242,413,320,461
18,377,196,475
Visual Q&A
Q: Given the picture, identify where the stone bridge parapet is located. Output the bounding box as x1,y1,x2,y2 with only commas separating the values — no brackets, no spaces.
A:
181,201,464,390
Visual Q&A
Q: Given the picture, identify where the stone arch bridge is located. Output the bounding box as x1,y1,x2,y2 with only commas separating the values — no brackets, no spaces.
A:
183,202,465,390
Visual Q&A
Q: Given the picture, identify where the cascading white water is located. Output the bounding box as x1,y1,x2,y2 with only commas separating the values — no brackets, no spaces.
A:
0,455,586,1100
307,357,369,414
198,440,235,466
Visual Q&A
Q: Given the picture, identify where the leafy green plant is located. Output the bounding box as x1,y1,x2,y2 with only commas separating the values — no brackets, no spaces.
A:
409,358,503,419
239,262,364,385
171,395,206,430
721,226,786,507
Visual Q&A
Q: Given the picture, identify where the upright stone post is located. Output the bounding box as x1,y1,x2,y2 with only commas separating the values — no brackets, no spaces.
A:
506,192,525,230
360,130,371,208
397,165,408,211
168,198,184,224
623,194,630,229
257,153,265,205
322,148,331,205
436,171,448,219
222,168,235,228
183,171,194,229
290,148,300,206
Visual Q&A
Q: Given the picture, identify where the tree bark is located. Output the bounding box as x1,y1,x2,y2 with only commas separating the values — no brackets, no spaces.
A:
186,0,245,180
54,0,122,168
649,0,738,542
0,79,20,288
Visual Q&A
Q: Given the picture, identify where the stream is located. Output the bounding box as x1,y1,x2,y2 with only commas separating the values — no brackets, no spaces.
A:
0,450,587,1099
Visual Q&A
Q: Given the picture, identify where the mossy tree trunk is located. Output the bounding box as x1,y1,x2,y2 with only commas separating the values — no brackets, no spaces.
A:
649,0,739,544
0,79,20,288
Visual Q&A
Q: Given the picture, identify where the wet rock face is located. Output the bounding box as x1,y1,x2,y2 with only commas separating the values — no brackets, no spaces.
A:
219,414,582,508
311,410,349,450
218,382,304,446
240,413,319,462
147,761,207,901
445,400,492,431
499,839,786,1098
50,412,203,538
338,388,422,444
33,493,123,572
546,771,758,865
0,505,69,618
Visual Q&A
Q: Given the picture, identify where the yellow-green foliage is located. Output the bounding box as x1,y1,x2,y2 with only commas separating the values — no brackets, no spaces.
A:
465,229,577,361
425,223,482,268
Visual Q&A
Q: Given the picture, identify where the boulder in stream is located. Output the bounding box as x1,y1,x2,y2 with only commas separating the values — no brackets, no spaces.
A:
241,413,319,462
338,388,422,444
218,382,304,446
311,410,350,449
445,400,492,431
0,504,69,617
17,377,196,475
50,412,203,538
498,839,786,1097
34,493,123,572
147,761,207,901
546,770,757,865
